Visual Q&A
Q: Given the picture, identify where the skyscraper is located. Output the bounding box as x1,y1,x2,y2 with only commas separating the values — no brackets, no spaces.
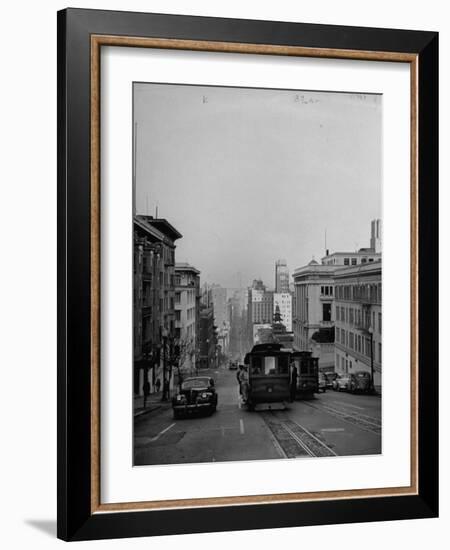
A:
275,259,290,293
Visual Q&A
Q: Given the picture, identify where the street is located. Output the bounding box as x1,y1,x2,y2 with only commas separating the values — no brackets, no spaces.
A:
134,366,381,466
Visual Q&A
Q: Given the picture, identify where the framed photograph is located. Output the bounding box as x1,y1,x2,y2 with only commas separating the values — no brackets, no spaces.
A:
57,8,438,541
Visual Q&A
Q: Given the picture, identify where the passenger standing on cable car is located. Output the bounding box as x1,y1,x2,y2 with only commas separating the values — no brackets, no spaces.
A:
290,364,298,401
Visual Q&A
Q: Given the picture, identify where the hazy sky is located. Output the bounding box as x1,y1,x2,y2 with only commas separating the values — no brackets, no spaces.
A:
134,83,381,289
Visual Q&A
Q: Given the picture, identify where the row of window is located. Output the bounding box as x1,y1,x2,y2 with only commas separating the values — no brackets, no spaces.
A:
174,289,196,305
336,307,382,333
336,328,382,362
175,307,196,322
335,282,382,304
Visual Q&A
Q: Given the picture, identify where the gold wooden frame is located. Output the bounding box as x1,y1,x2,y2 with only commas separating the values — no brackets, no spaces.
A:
90,35,419,514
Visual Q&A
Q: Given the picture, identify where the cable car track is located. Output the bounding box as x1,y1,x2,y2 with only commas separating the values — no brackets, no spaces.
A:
261,411,337,458
303,401,381,435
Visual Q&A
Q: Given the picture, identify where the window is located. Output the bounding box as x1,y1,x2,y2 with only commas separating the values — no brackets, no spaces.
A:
344,258,350,266
351,258,357,265
322,303,331,321
378,312,382,333
378,342,382,363
175,292,181,304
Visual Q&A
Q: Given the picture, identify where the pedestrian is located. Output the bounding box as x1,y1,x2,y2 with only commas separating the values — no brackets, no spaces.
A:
240,366,249,404
236,365,244,394
143,379,150,408
290,365,298,402
163,378,169,400
155,377,161,393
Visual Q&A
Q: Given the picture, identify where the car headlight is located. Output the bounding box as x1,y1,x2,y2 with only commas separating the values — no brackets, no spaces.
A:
176,395,186,402
201,392,211,399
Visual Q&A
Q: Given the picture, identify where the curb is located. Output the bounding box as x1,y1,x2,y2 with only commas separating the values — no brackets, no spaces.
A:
134,403,163,419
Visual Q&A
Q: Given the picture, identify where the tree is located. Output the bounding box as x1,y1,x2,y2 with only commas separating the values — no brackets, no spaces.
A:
170,336,196,391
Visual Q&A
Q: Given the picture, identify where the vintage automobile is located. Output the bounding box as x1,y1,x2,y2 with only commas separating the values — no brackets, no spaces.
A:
348,371,372,393
318,372,327,393
172,377,218,419
228,360,238,370
325,372,338,388
332,373,352,391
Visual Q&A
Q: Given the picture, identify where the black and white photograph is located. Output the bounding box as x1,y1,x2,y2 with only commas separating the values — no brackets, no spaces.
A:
133,82,383,466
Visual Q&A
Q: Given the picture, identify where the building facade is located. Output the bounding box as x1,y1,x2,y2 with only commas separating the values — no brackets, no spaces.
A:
275,259,290,293
334,261,382,390
273,292,293,332
198,306,218,370
209,284,228,329
247,279,274,345
174,263,201,377
133,215,182,395
292,260,336,372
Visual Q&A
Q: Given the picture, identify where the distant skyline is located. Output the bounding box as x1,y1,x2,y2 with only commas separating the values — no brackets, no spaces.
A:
134,83,382,288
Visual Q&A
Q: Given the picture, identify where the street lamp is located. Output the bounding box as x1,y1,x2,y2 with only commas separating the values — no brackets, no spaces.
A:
161,327,168,401
368,326,375,394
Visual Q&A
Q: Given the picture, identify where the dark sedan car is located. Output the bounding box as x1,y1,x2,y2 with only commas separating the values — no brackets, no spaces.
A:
349,371,372,393
172,377,218,419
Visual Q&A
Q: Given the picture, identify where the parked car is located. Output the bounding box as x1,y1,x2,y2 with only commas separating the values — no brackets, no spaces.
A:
318,372,327,393
332,373,352,391
228,361,238,370
349,371,372,393
172,377,218,419
325,372,338,388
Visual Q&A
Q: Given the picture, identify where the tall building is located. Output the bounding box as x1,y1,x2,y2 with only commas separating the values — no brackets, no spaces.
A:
370,218,382,253
174,263,201,376
247,279,274,345
198,306,218,370
275,259,290,293
209,284,228,329
228,290,247,360
334,261,382,390
133,215,182,395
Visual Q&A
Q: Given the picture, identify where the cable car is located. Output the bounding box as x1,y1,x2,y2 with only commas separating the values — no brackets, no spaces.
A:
291,351,319,399
243,343,291,411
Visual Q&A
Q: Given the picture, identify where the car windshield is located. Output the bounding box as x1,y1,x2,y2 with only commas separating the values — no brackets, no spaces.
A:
182,378,210,389
356,372,370,378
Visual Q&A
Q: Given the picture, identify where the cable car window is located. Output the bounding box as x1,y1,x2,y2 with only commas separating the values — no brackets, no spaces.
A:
297,360,309,375
263,356,276,374
278,355,289,374
251,356,262,374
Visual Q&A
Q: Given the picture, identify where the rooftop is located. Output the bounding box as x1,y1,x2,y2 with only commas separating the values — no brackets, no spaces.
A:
136,215,182,241
175,262,200,275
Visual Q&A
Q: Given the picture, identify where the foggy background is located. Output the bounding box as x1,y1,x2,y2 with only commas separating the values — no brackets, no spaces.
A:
134,82,382,287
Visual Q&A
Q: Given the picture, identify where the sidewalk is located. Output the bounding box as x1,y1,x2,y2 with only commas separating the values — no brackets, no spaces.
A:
133,391,172,419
